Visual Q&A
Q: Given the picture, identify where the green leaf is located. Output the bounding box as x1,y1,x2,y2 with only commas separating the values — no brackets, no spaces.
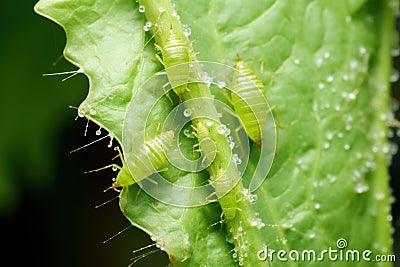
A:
35,0,395,266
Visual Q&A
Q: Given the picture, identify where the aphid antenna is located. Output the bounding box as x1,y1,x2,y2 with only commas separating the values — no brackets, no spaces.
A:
102,224,133,244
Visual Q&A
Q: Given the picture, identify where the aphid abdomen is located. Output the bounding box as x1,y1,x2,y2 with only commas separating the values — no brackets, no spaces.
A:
114,130,174,187
231,59,267,147
162,28,190,95
211,172,237,220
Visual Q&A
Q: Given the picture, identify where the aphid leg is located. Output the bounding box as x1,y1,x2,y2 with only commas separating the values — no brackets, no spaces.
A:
232,123,248,155
134,188,142,204
84,163,122,174
84,118,90,137
143,29,160,49
154,47,164,64
69,135,110,153
162,82,174,105
389,118,400,129
264,72,276,96
42,68,83,82
207,212,225,231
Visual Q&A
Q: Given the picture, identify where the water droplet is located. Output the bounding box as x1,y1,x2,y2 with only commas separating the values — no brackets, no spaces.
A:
349,59,358,70
217,124,226,134
145,21,152,28
327,174,337,183
337,132,343,138
392,48,400,57
382,144,390,154
89,109,97,115
344,144,350,150
387,215,393,222
183,108,191,117
143,25,150,31
323,142,330,149
326,75,334,83
323,52,331,59
372,146,379,153
331,87,336,93
112,166,118,171
345,124,351,131
345,16,352,23
375,192,385,200
314,203,321,210
158,6,165,13
205,120,214,127
355,182,369,193
315,58,323,68
238,226,243,232
294,59,300,65
249,194,258,203
217,80,226,88
232,154,242,165
138,5,145,12
78,109,86,118
171,10,180,20
183,129,193,138
359,46,367,56
326,132,334,140
390,69,399,83
348,92,357,100
229,141,235,150
309,232,316,239
318,82,325,90
182,24,191,37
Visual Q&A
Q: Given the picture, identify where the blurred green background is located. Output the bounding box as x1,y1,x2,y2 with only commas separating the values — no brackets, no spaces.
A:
0,1,399,266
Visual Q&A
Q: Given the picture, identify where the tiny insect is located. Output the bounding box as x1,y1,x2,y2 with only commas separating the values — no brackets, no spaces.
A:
192,121,217,169
161,26,190,97
87,130,174,190
210,166,238,221
231,54,267,147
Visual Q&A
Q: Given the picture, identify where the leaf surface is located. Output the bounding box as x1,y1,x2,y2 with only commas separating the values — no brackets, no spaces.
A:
35,0,394,266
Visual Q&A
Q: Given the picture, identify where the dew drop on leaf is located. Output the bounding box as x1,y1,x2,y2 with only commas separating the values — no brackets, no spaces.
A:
182,24,192,36
390,68,399,83
183,108,191,117
355,182,369,193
